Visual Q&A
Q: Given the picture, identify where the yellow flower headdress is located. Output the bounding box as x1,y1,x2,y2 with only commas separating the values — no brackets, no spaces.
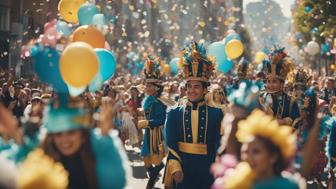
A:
18,149,68,189
236,110,296,158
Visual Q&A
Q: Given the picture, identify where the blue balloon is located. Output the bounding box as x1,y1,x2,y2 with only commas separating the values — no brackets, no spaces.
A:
207,42,233,73
169,57,179,75
56,20,71,37
224,33,241,45
89,74,104,92
32,47,68,93
95,49,117,81
78,3,99,25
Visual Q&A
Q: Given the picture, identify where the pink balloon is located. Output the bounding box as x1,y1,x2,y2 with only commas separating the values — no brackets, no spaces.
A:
44,19,57,33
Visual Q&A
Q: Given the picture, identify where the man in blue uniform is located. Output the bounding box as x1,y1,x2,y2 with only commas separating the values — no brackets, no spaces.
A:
260,47,300,125
163,42,224,189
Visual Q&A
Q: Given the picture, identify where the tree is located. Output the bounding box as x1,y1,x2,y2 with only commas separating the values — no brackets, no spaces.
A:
293,0,336,44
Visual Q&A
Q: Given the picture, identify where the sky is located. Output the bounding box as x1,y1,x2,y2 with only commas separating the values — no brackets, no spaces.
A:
243,0,295,17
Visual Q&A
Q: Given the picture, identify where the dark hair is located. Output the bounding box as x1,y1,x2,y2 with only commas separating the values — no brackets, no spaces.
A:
185,81,209,89
256,136,287,176
153,83,163,97
40,129,98,189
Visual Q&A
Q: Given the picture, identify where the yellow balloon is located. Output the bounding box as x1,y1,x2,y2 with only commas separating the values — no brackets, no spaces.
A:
254,51,267,64
60,42,99,88
58,0,86,23
225,39,244,59
72,25,105,48
163,64,170,74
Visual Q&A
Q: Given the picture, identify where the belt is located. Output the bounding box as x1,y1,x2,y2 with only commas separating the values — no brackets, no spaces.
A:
178,142,207,155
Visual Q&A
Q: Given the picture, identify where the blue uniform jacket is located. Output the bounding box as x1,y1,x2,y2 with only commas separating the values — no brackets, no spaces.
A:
164,100,223,189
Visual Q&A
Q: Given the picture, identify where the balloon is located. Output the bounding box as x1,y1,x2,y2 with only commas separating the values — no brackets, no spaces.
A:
60,42,99,87
89,74,104,92
32,47,68,93
218,59,234,73
78,2,99,25
92,14,106,27
207,41,233,73
68,85,86,96
254,51,267,64
169,58,179,74
72,25,105,48
44,19,57,33
225,39,244,59
306,41,320,55
224,33,241,44
58,0,86,23
56,20,71,37
94,48,116,81
163,64,170,74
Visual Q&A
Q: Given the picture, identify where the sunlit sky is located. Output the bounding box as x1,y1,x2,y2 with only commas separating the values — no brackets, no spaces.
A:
243,0,295,17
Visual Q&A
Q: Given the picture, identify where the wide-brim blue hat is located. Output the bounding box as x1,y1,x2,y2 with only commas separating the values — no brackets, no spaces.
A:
43,96,91,134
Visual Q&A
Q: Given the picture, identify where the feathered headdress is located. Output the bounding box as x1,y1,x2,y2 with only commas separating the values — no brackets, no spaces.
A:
236,110,296,158
262,47,294,81
179,41,216,84
144,55,163,83
287,68,312,88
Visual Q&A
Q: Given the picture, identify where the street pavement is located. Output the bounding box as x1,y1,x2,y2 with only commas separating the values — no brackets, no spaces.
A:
126,145,165,189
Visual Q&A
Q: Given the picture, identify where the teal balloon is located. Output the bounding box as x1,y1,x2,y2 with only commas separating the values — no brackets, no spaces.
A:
169,58,179,74
94,49,116,81
224,33,241,45
56,20,71,37
32,47,68,93
92,14,106,27
89,74,104,92
78,3,99,25
207,42,233,73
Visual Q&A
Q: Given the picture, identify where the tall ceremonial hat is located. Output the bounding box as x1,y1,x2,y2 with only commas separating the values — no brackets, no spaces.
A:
262,47,294,81
179,41,215,85
143,55,163,83
287,68,312,89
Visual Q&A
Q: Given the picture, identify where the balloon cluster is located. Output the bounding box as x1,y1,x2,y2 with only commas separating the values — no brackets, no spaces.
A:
28,0,116,96
207,30,244,73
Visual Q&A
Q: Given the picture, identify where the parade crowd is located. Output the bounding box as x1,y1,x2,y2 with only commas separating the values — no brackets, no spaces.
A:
0,41,335,189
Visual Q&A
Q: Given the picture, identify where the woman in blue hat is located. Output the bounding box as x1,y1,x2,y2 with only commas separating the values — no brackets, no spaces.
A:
0,96,129,189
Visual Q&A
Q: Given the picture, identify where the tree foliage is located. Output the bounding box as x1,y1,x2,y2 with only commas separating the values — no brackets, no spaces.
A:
293,0,336,45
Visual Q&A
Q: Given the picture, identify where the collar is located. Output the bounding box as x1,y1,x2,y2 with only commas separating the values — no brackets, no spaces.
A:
187,98,206,110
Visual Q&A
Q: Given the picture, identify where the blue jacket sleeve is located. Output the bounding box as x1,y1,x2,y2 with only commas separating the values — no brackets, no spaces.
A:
164,108,181,161
90,129,128,189
148,101,167,128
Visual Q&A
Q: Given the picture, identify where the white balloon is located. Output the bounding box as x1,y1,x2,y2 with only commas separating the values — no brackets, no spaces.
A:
307,41,320,55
